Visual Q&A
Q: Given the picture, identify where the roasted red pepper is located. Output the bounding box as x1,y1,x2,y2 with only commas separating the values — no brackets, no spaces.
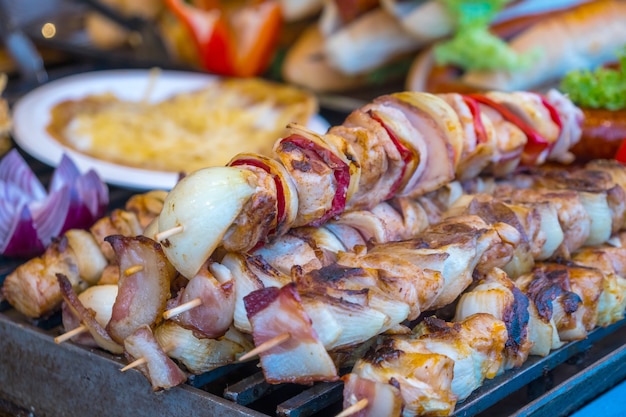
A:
165,0,283,77
467,94,551,165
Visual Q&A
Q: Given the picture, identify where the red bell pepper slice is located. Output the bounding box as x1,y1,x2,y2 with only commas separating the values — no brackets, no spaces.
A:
462,95,489,144
369,110,416,199
538,95,563,133
467,94,551,165
614,139,626,164
165,0,282,77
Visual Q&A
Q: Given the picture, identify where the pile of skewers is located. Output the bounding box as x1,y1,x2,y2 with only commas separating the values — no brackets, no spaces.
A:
3,88,626,417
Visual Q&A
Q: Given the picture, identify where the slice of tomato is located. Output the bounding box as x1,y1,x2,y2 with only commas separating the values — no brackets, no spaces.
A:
230,1,283,77
165,0,282,77
165,0,234,74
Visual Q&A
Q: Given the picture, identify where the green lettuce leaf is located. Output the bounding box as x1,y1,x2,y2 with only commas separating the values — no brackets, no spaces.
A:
559,48,626,110
434,0,537,71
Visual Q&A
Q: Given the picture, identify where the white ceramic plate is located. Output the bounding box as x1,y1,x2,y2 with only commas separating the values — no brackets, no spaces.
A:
12,69,329,191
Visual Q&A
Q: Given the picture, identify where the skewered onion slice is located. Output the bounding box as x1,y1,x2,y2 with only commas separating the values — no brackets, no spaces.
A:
158,167,257,278
78,284,118,326
154,322,253,374
391,92,465,168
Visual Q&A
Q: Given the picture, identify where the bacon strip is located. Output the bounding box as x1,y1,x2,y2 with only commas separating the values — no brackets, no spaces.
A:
123,325,187,391
244,283,338,383
105,235,175,343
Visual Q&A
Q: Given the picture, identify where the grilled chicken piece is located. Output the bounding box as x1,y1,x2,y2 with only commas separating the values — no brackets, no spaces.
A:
90,209,143,262
221,252,291,333
496,188,591,259
505,166,626,246
221,164,279,252
337,248,445,321
348,337,456,417
337,215,519,317
253,232,326,276
332,111,405,211
344,314,507,416
516,261,604,342
440,93,497,180
571,245,626,327
296,262,412,339
3,234,90,318
274,126,353,228
446,193,562,277
411,314,508,401
124,190,167,230
6,230,104,316
454,268,532,370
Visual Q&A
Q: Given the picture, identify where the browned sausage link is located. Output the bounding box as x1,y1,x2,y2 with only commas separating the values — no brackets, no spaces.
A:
570,108,626,162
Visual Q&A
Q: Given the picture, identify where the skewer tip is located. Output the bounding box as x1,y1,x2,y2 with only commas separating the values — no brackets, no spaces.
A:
120,343,176,372
238,332,291,362
162,297,202,320
335,398,368,417
120,357,146,372
124,264,144,276
54,324,87,344
155,225,184,242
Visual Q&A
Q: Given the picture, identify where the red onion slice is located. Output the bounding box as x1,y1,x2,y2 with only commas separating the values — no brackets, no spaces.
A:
0,150,46,201
0,204,46,257
49,154,81,192
31,185,71,247
0,150,109,258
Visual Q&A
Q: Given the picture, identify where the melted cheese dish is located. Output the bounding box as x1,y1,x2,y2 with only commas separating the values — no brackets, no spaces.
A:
47,78,318,173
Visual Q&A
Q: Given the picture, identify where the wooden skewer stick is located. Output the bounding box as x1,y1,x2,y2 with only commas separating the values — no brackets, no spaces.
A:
141,67,162,104
124,264,144,276
335,398,369,417
155,225,184,242
120,344,175,373
238,332,291,362
163,297,202,320
120,356,147,372
54,324,87,344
